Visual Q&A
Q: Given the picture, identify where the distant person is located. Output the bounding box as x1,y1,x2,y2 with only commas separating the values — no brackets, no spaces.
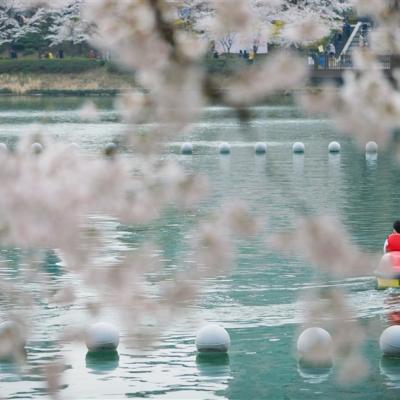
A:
239,50,243,58
253,37,260,54
384,221,400,252
343,19,352,42
248,50,255,63
209,40,216,55
10,49,17,59
89,49,96,59
213,51,219,59
243,50,248,59
319,52,325,69
58,49,64,59
359,33,366,48
361,30,368,47
328,43,336,57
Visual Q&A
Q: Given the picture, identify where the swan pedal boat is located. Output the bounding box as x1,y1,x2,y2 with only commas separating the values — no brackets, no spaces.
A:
376,252,400,289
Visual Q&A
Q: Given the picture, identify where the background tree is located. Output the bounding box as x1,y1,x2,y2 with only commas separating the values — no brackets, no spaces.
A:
186,0,352,51
0,1,47,56
45,0,92,55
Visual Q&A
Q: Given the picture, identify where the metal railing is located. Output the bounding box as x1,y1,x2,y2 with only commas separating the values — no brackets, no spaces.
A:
340,22,362,57
310,54,391,71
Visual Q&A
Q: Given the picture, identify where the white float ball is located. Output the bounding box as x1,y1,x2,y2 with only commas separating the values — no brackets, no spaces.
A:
365,141,378,153
328,141,341,153
0,143,8,152
255,142,267,154
181,142,193,155
85,323,120,352
104,142,117,155
292,142,305,154
380,326,400,356
195,324,230,353
297,327,333,362
31,143,43,154
218,142,231,154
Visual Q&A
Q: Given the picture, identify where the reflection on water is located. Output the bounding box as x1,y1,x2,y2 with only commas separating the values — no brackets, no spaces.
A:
297,359,333,384
218,153,231,175
254,153,267,175
86,351,120,375
0,98,399,398
380,357,400,389
384,293,400,325
366,153,378,168
292,153,304,175
196,353,231,379
328,153,341,177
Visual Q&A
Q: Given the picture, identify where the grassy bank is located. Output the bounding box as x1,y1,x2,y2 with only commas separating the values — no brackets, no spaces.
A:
0,58,134,95
0,55,256,95
0,70,136,95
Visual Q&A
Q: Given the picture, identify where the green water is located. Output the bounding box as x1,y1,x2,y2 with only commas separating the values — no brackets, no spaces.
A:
0,96,399,399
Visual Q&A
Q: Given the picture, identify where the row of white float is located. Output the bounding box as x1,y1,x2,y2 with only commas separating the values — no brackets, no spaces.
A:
0,142,44,154
196,324,400,359
0,140,379,156
1,320,400,362
181,141,379,155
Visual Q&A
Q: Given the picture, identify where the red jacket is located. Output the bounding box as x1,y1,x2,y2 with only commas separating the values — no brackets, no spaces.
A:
386,233,400,252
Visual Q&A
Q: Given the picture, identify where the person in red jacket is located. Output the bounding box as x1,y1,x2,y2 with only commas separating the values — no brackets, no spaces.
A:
384,220,400,252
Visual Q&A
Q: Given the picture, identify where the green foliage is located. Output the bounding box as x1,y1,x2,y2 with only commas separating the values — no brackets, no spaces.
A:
14,32,49,54
0,59,104,74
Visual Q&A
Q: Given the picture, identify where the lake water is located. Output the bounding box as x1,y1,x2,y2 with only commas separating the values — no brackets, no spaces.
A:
0,96,400,399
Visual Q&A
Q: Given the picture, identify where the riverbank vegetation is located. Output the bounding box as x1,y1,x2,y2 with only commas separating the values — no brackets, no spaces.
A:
0,55,268,94
0,70,135,95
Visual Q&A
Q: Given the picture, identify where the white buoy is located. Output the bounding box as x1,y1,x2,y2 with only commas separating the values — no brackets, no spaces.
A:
195,324,230,353
31,143,43,154
255,142,267,154
0,143,8,152
292,142,305,154
181,142,193,155
85,322,120,352
365,141,378,153
380,326,400,356
0,320,26,360
218,142,231,154
297,327,333,363
328,141,341,153
104,142,117,156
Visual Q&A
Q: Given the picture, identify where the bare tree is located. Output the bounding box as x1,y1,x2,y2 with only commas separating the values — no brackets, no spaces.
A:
219,31,236,53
